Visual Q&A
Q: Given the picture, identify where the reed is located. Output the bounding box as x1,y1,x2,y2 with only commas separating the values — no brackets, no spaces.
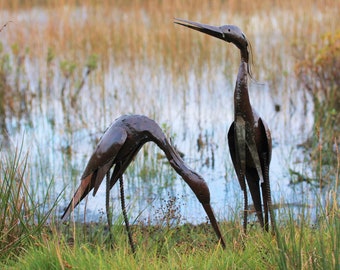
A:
294,30,340,188
0,0,337,121
0,0,338,69
0,142,58,262
0,0,338,129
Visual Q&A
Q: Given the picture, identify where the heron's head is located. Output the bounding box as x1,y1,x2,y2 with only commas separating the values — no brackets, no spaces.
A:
186,171,211,205
174,18,254,79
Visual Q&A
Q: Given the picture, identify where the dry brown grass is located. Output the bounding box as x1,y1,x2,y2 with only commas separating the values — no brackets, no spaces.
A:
0,0,338,161
0,0,338,73
0,0,338,134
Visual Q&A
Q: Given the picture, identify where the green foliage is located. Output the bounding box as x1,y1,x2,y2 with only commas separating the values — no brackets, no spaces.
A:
46,47,55,65
4,205,339,270
0,43,11,75
0,144,58,262
295,30,340,126
294,31,340,188
0,42,11,128
86,54,98,72
60,60,77,78
0,145,338,269
0,145,31,258
267,197,339,270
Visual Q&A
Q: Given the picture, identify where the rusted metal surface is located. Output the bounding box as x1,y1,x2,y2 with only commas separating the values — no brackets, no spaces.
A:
62,114,226,248
175,18,275,233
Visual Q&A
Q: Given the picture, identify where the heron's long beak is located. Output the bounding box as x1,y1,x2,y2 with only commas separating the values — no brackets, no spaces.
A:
174,18,226,42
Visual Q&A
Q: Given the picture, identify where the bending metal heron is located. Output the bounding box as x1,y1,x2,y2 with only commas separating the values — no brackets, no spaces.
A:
61,114,226,248
174,18,274,233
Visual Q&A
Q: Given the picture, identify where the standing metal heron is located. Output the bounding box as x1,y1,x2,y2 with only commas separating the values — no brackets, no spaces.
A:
61,114,226,249
174,18,274,233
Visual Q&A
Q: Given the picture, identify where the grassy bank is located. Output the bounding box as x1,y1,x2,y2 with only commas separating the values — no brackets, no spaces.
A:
1,142,339,269
2,190,339,269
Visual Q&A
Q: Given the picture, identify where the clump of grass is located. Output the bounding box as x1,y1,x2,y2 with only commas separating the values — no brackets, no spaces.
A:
132,194,186,253
294,30,340,188
0,145,31,257
0,143,58,262
70,53,98,106
8,203,339,270
264,189,339,269
0,41,12,135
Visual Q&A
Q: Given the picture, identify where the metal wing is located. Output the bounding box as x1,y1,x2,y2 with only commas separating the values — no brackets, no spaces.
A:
61,126,127,219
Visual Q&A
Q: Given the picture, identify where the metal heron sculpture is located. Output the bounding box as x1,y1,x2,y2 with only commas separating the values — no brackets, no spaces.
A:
61,114,226,249
174,18,274,233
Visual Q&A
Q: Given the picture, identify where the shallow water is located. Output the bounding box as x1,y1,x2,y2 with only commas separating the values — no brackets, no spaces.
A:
1,58,316,224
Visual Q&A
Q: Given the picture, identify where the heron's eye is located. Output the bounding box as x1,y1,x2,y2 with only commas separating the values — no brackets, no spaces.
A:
228,28,231,32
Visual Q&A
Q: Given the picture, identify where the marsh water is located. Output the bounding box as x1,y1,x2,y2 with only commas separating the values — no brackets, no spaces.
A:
0,6,326,225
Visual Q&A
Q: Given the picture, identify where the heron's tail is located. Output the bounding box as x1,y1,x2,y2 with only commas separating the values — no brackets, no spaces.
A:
61,174,93,220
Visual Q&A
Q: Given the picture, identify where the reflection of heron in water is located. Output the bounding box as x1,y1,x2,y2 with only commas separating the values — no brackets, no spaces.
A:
174,18,275,233
62,114,226,251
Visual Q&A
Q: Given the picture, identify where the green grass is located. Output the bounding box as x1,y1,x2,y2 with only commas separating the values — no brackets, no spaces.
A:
0,144,338,269
0,142,58,263
2,206,338,269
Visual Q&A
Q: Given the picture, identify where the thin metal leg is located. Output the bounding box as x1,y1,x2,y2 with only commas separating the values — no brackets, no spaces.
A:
119,175,136,253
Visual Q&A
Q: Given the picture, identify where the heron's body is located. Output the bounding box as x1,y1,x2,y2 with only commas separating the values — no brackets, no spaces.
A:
228,61,272,231
62,114,225,247
174,18,274,232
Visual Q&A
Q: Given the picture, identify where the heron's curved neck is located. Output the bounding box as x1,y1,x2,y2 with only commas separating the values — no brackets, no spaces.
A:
241,49,249,64
154,137,197,186
161,139,190,174
151,132,210,205
234,60,252,119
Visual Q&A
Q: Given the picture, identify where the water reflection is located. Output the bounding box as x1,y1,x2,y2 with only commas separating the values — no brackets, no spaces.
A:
0,52,317,224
